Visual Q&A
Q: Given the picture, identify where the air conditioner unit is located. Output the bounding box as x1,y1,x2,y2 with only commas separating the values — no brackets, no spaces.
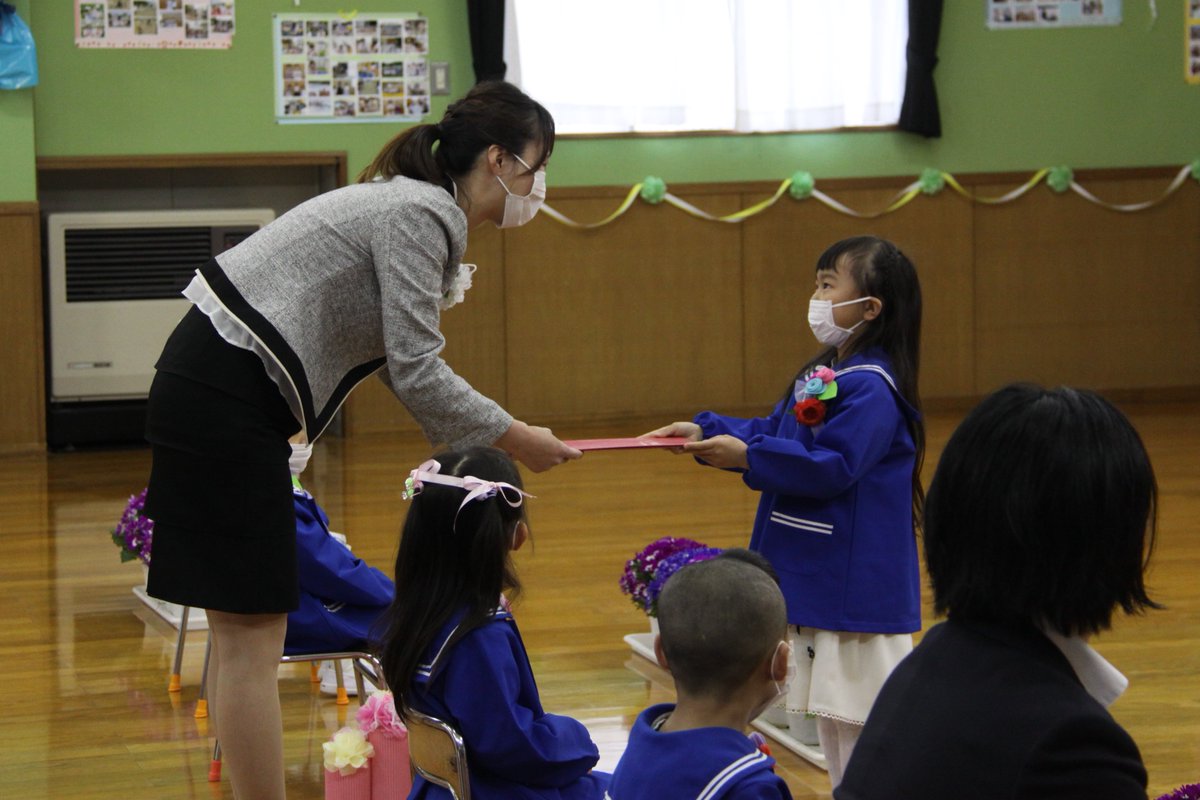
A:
45,209,275,445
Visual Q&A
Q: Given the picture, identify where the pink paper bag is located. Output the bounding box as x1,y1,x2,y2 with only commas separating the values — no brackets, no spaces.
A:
368,729,412,800
325,763,372,800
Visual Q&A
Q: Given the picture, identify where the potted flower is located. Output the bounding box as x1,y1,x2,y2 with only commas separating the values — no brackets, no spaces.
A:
112,488,153,567
619,537,722,629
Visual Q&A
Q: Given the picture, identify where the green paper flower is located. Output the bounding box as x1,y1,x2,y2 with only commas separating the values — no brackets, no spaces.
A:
789,171,815,200
918,168,945,195
1047,165,1074,193
640,176,667,205
1191,159,1200,183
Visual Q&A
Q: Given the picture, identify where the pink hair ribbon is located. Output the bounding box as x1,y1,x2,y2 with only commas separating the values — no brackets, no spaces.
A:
402,459,534,515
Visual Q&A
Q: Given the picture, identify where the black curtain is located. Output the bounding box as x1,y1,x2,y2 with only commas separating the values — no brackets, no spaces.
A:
467,0,506,84
898,0,943,138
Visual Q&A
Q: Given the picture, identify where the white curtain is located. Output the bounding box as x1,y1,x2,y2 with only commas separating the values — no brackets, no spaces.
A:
509,1,908,134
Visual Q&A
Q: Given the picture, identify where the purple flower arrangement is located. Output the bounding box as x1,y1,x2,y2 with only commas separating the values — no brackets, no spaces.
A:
619,536,721,616
1157,785,1200,800
111,488,153,565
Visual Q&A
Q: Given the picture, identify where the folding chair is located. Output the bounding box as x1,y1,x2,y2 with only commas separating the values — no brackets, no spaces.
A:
405,706,471,800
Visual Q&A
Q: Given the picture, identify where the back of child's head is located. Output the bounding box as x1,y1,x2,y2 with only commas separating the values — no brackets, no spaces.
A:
657,556,787,699
377,445,527,708
924,383,1159,637
716,547,781,585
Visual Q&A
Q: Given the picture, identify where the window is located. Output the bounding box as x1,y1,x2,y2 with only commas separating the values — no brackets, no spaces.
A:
507,1,909,135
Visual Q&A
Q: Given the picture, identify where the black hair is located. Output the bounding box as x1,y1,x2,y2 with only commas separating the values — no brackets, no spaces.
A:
924,384,1160,637
784,235,925,526
357,80,555,188
375,446,527,716
715,547,781,585
656,557,787,698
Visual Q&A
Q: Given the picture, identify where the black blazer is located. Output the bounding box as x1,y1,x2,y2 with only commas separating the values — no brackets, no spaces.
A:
836,618,1147,800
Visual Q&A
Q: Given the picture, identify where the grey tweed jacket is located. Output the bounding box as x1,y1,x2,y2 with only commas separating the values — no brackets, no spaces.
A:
199,175,511,447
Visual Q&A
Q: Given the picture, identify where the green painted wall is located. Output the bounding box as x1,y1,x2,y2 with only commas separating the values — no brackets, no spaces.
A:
0,0,36,202
15,1,1200,192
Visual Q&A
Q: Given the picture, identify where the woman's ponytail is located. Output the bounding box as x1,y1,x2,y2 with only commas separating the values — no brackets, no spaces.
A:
356,122,445,185
356,81,554,189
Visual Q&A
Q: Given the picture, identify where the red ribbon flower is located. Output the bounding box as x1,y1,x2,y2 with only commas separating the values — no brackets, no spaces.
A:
793,398,826,426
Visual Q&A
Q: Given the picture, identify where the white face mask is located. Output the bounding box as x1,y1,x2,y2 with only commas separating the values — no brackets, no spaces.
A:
495,153,546,228
289,443,312,477
808,296,876,348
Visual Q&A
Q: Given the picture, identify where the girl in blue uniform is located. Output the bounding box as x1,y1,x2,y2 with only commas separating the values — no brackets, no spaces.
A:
376,446,609,800
648,236,924,787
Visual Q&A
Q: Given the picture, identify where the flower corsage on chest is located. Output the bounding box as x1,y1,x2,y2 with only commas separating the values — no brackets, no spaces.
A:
793,366,838,426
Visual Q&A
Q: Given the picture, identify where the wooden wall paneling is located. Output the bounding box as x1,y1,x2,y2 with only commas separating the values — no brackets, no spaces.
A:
0,204,45,453
341,225,507,438
502,193,745,425
742,188,975,408
973,179,1200,394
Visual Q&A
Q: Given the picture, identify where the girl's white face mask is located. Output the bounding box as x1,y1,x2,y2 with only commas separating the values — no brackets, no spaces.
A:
495,153,546,228
808,296,876,348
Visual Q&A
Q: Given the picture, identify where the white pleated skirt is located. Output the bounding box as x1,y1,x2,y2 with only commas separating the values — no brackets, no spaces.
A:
783,625,913,725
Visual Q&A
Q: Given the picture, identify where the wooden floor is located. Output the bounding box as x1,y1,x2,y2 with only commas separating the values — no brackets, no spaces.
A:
1,403,1197,799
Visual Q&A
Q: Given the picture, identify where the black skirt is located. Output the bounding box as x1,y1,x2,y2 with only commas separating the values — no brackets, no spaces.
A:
143,307,303,614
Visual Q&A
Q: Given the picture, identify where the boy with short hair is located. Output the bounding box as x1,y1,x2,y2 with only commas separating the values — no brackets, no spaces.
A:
607,554,794,799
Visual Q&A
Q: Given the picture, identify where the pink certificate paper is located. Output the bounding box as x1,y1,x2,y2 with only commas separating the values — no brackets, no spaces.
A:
563,436,690,451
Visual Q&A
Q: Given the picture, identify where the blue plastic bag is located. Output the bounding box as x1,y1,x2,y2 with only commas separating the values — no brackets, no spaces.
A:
0,2,37,90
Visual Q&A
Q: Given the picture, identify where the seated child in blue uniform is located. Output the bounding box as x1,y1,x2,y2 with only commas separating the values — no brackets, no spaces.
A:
608,552,794,800
284,442,394,683
375,446,609,800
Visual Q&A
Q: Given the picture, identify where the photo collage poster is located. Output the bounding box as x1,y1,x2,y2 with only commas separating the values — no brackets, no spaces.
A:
274,13,431,124
986,0,1121,28
76,1,235,49
1188,1,1200,84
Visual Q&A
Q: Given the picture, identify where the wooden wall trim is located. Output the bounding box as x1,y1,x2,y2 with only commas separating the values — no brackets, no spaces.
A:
0,202,44,453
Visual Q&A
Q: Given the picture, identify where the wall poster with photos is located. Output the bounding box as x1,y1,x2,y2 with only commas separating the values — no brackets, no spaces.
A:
1188,1,1200,84
986,0,1121,29
274,13,431,124
76,1,235,49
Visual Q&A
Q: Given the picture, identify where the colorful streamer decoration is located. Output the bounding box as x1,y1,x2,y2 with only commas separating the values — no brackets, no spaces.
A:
538,162,1199,228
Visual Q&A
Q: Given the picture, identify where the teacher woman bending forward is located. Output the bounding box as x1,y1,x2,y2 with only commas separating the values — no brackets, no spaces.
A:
142,81,578,800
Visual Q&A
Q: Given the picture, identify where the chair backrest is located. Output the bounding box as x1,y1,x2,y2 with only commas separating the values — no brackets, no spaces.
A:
404,707,471,800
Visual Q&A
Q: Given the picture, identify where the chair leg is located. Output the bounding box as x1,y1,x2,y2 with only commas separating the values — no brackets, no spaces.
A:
168,606,190,693
194,631,212,719
208,739,222,782
334,658,349,706
352,659,367,701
